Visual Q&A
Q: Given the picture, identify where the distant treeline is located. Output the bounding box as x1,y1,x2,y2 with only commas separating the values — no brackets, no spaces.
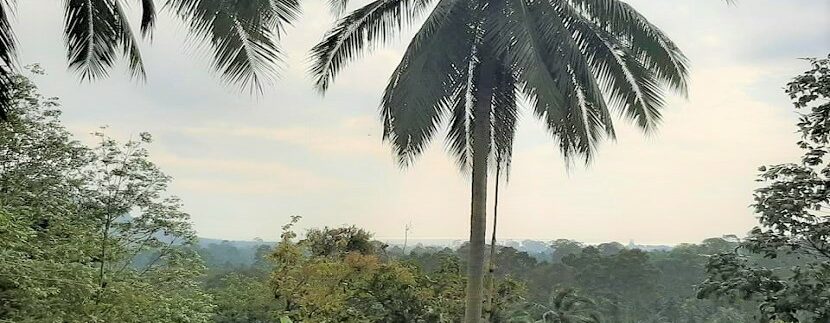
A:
196,237,673,267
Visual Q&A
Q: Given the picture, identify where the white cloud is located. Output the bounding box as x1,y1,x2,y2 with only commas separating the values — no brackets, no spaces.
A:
180,116,386,157
154,153,341,194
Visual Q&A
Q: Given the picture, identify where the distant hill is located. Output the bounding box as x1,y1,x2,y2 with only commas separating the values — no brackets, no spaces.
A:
196,237,675,267
197,237,276,248
196,238,274,267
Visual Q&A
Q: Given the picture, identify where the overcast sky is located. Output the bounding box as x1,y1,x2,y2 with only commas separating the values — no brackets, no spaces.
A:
10,0,830,244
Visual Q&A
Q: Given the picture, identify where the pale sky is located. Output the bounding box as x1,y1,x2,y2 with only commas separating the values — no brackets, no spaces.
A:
10,1,830,244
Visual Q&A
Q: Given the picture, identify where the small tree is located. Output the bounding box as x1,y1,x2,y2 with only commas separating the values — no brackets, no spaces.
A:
510,288,601,323
0,70,213,322
698,55,830,322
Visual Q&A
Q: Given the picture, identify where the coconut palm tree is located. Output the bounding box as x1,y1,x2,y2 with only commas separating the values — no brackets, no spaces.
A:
310,0,690,321
0,0,304,119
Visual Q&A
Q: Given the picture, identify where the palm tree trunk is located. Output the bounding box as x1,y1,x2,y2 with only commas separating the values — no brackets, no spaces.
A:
483,161,501,321
464,55,496,323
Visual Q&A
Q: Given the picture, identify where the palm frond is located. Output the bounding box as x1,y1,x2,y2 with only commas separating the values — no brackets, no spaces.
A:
0,0,17,120
139,0,156,38
491,58,518,175
0,70,10,121
550,288,572,309
549,0,616,140
113,0,145,79
168,0,299,92
381,0,474,166
310,0,437,92
500,0,604,163
327,0,349,17
568,0,689,95
64,0,123,80
543,288,602,323
446,56,474,170
557,2,665,131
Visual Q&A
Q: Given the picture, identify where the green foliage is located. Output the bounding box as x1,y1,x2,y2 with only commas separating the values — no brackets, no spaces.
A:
650,238,739,300
389,238,752,323
491,246,540,281
269,220,472,322
0,71,213,322
209,273,282,323
550,240,584,263
564,248,658,301
304,225,380,257
510,288,601,323
698,55,830,322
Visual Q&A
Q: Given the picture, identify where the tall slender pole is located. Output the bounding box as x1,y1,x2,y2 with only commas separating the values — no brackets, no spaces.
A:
484,159,501,321
402,222,412,255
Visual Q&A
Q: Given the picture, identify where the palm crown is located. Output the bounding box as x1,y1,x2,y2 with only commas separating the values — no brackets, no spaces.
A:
0,0,301,120
312,0,689,167
537,288,602,323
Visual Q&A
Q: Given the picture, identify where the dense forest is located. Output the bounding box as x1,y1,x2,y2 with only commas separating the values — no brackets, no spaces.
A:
1,56,828,321
198,227,767,322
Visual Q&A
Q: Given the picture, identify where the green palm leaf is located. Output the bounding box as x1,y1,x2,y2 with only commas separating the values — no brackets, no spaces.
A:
380,0,474,166
446,62,473,169
498,0,599,162
490,57,518,173
0,0,17,120
557,3,665,131
64,0,145,80
113,0,145,79
310,0,437,92
139,0,156,38
167,0,299,92
569,0,689,94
